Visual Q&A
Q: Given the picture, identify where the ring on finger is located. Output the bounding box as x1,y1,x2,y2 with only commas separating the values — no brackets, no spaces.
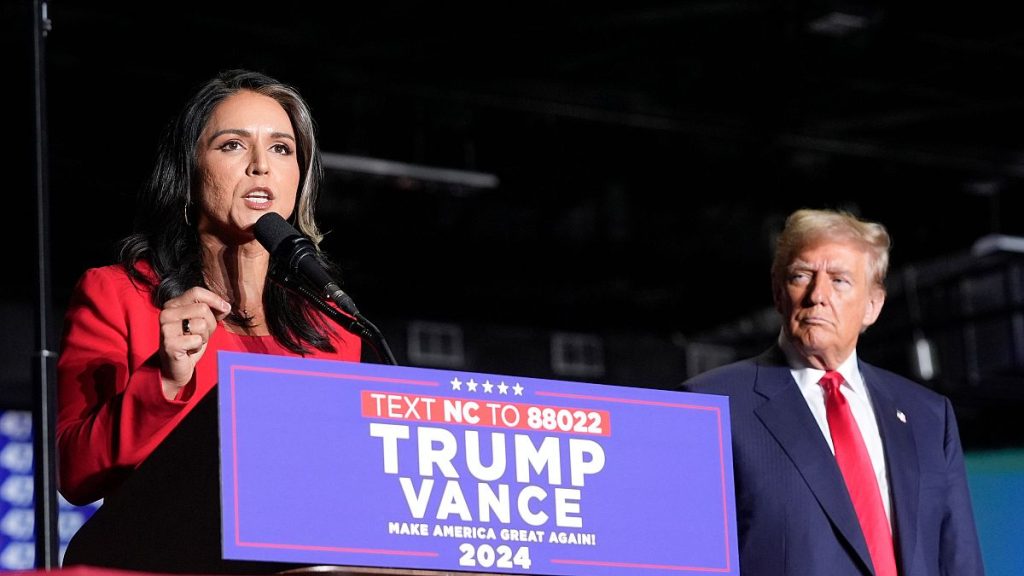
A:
182,318,191,335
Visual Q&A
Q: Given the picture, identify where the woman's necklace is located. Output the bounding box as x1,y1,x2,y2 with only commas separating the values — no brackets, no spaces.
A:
204,273,263,327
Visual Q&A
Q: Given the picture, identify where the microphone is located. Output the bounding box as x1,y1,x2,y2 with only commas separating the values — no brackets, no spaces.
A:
253,212,397,365
252,212,359,317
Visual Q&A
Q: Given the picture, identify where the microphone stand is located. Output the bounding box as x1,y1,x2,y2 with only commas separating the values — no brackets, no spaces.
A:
268,265,397,365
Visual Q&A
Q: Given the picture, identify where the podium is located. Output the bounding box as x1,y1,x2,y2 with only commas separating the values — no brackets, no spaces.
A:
62,386,299,574
64,353,738,576
63,386,501,576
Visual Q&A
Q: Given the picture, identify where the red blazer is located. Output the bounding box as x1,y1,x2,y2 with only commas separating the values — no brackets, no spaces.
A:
56,263,362,505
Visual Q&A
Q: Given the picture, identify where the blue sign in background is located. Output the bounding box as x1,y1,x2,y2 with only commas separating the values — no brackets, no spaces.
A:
0,410,101,570
218,351,738,575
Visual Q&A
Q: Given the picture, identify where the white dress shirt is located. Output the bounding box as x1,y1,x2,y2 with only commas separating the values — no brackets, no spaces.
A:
779,336,894,528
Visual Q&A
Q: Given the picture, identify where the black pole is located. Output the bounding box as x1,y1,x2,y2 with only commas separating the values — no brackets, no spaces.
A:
30,0,60,569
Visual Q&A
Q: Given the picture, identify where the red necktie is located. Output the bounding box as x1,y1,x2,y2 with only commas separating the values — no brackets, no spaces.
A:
820,370,898,576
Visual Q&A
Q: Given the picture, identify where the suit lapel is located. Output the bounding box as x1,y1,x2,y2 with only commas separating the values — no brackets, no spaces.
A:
860,362,919,575
752,354,876,573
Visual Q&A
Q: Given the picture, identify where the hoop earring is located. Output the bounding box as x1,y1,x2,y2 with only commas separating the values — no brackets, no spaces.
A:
184,201,191,226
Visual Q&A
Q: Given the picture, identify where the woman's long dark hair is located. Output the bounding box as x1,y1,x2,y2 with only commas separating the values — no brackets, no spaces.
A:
119,69,339,354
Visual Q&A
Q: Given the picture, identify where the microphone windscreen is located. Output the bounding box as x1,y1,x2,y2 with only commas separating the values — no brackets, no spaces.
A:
253,212,299,256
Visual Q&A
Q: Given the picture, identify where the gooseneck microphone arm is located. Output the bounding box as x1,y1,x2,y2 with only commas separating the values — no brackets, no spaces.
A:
268,264,397,365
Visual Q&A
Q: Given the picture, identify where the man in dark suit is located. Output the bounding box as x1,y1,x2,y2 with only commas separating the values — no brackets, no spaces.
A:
682,208,984,575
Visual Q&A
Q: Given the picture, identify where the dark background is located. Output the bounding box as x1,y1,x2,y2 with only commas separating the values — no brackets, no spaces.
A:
4,2,1024,449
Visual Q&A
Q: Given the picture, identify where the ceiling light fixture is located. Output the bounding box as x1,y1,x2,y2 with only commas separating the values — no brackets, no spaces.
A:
321,152,500,191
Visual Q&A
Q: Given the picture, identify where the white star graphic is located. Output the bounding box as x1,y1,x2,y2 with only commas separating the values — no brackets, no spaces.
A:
467,379,479,392
497,381,509,395
512,382,524,396
482,380,494,393
450,377,463,391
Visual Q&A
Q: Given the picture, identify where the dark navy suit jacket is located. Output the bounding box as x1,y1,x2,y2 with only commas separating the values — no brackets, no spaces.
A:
682,347,984,576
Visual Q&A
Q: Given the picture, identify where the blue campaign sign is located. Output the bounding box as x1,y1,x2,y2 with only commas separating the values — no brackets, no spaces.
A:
217,351,739,575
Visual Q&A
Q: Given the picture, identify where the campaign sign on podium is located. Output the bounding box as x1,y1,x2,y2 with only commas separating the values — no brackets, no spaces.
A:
217,351,739,575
